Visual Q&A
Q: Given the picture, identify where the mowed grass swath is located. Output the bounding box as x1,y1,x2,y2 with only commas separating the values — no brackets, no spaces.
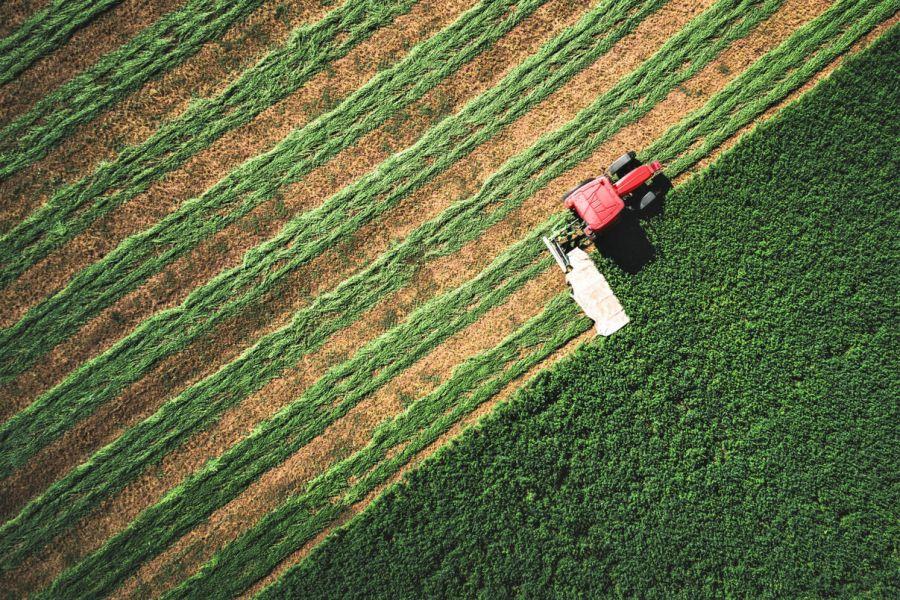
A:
0,0,784,571
0,0,897,597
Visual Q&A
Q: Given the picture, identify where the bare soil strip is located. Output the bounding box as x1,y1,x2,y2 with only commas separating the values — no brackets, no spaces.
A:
0,0,592,511
0,0,473,414
0,0,323,231
0,0,50,39
111,0,835,591
0,0,584,536
0,0,182,127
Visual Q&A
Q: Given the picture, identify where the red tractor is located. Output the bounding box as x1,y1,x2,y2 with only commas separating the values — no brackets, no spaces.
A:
543,151,665,272
542,151,666,336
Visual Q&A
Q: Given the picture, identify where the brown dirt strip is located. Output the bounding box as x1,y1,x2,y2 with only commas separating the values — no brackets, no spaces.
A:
0,0,324,231
0,0,591,516
0,0,477,414
118,268,562,598
0,0,588,592
0,0,183,127
0,0,842,592
0,0,50,39
111,0,835,591
244,326,594,598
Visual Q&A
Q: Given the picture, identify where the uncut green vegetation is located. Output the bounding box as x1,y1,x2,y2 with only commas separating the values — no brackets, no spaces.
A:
0,0,419,288
0,0,665,480
163,2,897,591
0,0,269,180
0,0,543,386
0,0,121,86
28,0,856,591
0,0,775,571
263,28,900,598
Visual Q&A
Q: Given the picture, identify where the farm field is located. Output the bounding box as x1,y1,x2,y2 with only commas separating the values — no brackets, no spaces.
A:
0,0,896,597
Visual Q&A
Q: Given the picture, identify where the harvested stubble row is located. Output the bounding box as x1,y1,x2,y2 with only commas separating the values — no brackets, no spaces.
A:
13,0,785,592
163,1,896,592
0,0,122,86
0,0,272,180
0,0,542,389
0,0,421,290
0,0,660,479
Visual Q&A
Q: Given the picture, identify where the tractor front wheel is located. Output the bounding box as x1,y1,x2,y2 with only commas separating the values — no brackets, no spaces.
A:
609,151,637,180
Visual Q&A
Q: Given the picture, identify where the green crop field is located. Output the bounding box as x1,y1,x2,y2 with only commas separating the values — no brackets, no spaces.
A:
0,0,896,597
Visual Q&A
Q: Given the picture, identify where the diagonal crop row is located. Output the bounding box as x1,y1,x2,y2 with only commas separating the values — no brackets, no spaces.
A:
0,0,420,289
167,293,587,599
2,0,775,581
161,1,900,591
0,0,270,180
38,224,561,599
0,0,122,86
0,0,665,477
0,0,544,384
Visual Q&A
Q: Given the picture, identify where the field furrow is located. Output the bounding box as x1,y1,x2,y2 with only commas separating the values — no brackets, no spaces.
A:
0,0,271,180
0,0,416,297
0,0,324,235
0,0,540,394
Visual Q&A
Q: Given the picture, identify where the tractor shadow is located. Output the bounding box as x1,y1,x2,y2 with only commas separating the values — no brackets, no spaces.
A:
594,174,671,275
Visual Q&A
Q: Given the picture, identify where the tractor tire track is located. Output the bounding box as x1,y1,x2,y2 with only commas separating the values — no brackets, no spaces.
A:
0,0,322,233
0,0,181,126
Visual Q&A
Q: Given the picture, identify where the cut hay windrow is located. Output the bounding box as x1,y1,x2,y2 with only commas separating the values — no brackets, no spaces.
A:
0,0,122,86
0,0,661,480
0,0,270,181
14,0,776,585
0,0,420,290
0,0,544,387
149,1,900,592
167,294,586,599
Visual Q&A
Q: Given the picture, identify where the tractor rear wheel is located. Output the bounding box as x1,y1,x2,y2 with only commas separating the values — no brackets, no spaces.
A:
609,151,636,180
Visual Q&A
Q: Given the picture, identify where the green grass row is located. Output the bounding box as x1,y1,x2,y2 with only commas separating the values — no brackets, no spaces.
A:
40,221,560,599
0,0,420,289
0,0,543,384
12,0,778,586
0,0,269,180
263,28,900,597
0,0,122,86
156,2,894,592
170,294,587,599
0,0,665,479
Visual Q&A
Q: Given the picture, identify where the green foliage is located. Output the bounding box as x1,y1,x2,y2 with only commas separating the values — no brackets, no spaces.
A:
262,27,900,599
0,0,122,86
0,0,419,288
0,0,544,386
0,0,665,487
0,0,268,179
